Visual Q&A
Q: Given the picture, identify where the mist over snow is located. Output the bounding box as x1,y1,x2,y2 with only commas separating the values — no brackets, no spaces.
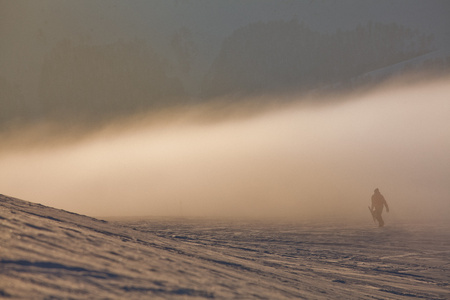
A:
1,78,449,221
2,194,450,299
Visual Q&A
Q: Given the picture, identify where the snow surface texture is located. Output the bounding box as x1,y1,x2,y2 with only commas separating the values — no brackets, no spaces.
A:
1,194,449,299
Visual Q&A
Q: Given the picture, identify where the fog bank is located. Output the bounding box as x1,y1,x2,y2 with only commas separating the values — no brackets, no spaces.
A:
1,78,449,221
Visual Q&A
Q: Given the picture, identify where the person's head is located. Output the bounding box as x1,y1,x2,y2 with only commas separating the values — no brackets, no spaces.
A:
374,188,380,194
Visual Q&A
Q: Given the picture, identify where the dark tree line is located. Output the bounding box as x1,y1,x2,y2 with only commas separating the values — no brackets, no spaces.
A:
1,21,448,130
202,21,435,98
38,39,186,122
0,76,28,129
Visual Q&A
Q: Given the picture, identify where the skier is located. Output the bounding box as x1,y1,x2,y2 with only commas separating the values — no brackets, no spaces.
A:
370,188,389,227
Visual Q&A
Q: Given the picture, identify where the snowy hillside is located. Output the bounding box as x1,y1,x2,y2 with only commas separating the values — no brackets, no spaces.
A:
1,194,449,299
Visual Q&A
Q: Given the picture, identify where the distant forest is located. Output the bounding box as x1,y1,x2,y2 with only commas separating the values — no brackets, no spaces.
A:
1,39,186,128
38,39,185,122
202,21,436,98
1,21,448,128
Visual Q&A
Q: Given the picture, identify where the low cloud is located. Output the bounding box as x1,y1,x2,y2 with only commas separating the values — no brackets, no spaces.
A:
1,76,449,222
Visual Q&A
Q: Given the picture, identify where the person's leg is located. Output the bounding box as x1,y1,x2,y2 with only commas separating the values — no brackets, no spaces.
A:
375,211,384,227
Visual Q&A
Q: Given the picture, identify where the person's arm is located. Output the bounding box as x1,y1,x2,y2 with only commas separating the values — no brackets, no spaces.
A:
384,199,389,213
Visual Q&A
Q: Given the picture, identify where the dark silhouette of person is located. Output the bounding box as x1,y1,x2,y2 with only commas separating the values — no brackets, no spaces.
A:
371,188,389,227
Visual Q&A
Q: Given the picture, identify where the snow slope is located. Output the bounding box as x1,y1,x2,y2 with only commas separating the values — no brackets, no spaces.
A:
1,194,449,299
